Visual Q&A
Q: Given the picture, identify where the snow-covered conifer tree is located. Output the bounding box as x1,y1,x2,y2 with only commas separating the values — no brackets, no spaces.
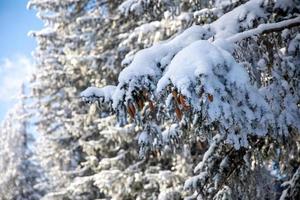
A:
0,85,45,200
81,0,300,199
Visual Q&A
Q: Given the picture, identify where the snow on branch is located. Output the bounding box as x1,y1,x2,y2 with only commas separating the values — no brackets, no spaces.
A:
107,0,270,114
83,0,269,108
228,16,300,43
112,25,212,109
118,0,149,16
210,0,268,39
80,85,116,104
280,167,300,200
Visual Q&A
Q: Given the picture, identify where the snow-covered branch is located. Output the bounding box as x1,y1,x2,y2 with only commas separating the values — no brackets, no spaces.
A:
228,16,300,43
80,85,116,104
280,167,300,200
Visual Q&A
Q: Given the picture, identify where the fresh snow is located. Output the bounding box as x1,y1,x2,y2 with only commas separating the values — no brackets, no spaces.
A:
156,40,248,98
118,25,211,84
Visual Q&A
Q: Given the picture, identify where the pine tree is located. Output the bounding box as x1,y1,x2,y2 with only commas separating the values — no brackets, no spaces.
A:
26,0,300,199
0,84,45,200
81,0,300,199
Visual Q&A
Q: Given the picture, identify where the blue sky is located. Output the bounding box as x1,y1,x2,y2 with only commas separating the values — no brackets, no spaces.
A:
0,0,42,121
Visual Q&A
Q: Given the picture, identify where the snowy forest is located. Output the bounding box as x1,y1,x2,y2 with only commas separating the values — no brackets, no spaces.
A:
0,0,299,199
